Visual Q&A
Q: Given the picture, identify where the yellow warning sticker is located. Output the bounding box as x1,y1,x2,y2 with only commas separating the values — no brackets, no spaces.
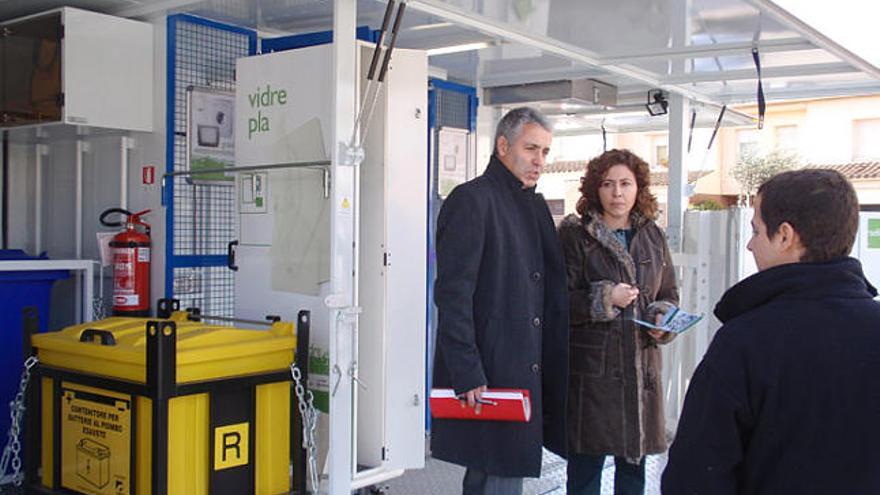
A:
60,383,131,495
214,422,250,470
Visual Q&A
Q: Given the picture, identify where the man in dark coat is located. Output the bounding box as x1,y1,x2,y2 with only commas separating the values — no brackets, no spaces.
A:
432,107,569,494
663,169,880,494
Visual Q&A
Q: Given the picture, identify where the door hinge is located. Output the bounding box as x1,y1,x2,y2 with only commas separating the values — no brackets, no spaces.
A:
383,252,390,266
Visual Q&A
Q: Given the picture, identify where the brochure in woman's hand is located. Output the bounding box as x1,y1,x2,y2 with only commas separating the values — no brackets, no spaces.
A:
634,306,703,334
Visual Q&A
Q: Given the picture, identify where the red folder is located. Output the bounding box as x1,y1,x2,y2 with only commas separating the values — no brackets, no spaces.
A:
430,388,531,422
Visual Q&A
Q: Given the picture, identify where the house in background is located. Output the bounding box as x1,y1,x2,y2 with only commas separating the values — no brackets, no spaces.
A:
539,94,880,223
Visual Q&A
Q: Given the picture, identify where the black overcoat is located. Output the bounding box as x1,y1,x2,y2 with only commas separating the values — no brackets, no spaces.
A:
663,258,880,494
431,155,569,477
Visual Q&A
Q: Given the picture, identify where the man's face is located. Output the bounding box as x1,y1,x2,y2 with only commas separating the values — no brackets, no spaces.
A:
496,122,552,188
747,195,794,271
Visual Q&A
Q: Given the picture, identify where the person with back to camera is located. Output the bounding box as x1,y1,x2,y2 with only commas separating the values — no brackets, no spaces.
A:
557,149,679,495
662,169,880,494
431,107,569,495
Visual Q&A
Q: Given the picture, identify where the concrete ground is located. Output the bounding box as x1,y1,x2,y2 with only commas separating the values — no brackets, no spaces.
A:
381,448,667,495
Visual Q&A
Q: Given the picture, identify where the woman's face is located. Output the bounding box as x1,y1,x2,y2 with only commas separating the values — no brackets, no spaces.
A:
598,164,638,221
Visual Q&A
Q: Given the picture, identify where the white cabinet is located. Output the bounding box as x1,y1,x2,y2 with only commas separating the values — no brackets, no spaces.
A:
0,7,153,131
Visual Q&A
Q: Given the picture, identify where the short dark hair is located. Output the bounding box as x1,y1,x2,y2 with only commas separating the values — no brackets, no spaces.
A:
493,107,552,153
576,148,658,219
757,169,858,262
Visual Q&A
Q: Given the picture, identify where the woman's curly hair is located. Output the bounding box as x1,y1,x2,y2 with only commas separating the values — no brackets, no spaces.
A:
575,148,658,219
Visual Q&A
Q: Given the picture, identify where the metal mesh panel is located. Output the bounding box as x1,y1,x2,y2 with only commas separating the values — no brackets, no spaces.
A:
170,18,250,317
436,88,469,129
172,266,236,321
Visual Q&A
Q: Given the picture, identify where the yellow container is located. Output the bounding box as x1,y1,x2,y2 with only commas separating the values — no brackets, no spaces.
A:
30,310,298,495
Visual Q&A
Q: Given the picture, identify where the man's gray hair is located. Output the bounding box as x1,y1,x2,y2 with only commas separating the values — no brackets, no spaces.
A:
493,107,553,152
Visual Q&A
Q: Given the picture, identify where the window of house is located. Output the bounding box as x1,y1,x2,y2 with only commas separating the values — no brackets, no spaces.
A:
738,129,759,158
655,144,669,169
853,119,880,161
775,125,798,153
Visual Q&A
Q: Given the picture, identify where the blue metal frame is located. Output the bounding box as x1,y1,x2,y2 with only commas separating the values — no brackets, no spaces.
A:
425,78,479,429
428,78,479,133
164,14,257,297
261,26,378,53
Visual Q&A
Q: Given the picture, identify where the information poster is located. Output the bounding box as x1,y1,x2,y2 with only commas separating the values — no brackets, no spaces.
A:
61,383,132,495
437,127,470,198
188,87,235,182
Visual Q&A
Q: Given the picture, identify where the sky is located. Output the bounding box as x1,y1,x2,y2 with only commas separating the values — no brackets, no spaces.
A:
772,0,880,69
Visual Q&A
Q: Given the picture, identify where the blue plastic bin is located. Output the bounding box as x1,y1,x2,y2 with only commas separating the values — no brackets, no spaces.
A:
0,249,68,438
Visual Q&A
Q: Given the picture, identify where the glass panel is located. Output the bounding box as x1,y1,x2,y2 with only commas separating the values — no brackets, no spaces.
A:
0,12,63,126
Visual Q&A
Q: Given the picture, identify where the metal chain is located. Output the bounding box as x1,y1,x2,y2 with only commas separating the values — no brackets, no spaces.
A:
290,362,319,494
0,356,39,488
92,296,107,320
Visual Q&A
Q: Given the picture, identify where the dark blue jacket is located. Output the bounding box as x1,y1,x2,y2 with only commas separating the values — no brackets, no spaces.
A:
663,258,880,494
431,156,569,477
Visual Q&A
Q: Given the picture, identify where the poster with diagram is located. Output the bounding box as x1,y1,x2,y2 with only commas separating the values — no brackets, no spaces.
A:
437,127,470,198
188,87,235,182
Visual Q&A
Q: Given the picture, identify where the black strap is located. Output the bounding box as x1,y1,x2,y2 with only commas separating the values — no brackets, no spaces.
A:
707,105,726,151
687,109,697,153
752,47,766,129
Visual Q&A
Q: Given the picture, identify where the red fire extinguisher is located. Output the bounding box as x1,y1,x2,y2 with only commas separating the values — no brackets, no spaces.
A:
100,208,151,317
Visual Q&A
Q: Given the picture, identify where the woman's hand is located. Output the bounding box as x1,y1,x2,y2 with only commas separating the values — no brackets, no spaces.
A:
610,283,639,308
648,312,671,341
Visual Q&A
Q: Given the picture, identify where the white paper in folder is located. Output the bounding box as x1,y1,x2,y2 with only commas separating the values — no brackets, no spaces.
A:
269,118,330,295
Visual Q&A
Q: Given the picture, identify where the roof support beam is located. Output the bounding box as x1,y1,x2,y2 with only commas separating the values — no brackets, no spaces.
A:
111,0,203,18
600,37,814,65
480,66,607,88
742,0,880,80
406,0,723,108
716,81,880,104
663,62,857,84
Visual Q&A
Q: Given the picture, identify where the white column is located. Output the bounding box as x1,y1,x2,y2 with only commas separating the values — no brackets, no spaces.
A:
35,144,47,255
75,136,86,323
75,139,84,259
328,0,357,493
120,135,133,209
667,95,689,252
666,0,692,251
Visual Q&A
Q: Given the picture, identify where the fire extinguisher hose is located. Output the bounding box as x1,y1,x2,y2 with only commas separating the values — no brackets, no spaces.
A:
99,208,134,228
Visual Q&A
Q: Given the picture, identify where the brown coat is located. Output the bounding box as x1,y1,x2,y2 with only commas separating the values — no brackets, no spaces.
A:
558,211,678,461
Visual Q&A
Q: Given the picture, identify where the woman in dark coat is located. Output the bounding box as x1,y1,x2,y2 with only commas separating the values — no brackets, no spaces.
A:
558,149,679,495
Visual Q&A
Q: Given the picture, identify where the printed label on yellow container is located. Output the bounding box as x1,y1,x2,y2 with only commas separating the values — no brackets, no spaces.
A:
61,383,131,495
213,422,249,470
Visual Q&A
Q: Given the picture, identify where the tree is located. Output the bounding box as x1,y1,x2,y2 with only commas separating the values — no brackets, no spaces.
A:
691,199,723,211
732,148,801,205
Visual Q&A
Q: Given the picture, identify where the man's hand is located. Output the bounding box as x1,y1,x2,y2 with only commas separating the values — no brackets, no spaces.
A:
648,312,671,341
611,283,639,308
459,385,488,415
